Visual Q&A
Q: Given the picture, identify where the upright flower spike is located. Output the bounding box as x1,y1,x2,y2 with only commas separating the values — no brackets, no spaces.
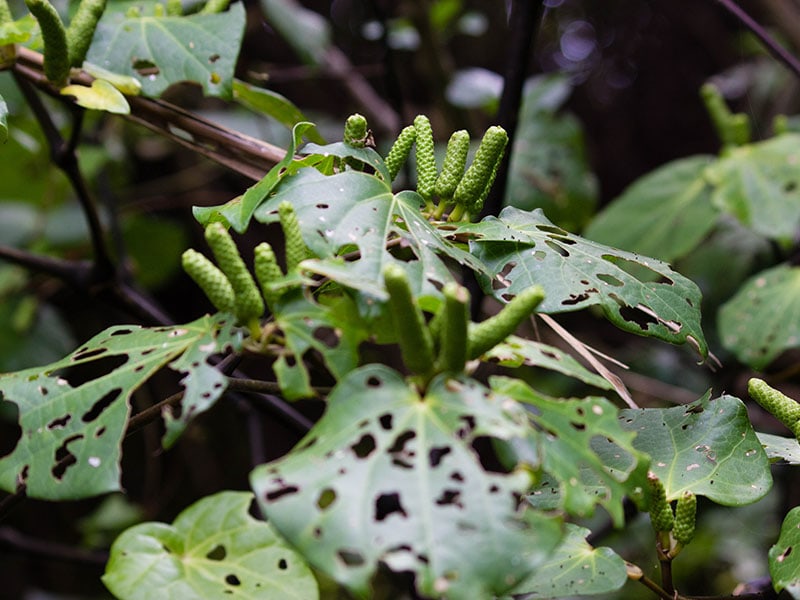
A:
434,129,470,202
413,115,437,201
181,249,236,314
204,223,264,325
343,113,369,148
748,378,800,438
467,285,544,360
254,242,283,308
25,0,69,86
647,472,674,534
453,125,508,215
384,125,416,181
383,263,435,377
673,491,697,546
65,0,107,68
436,282,469,374
278,201,311,272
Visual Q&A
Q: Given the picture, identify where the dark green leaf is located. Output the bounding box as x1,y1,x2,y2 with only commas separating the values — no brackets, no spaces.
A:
87,2,246,98
102,491,318,600
259,0,331,65
769,506,800,598
233,79,325,143
757,433,800,465
616,394,772,504
718,264,800,369
251,366,563,600
584,156,718,263
457,207,707,357
0,314,240,499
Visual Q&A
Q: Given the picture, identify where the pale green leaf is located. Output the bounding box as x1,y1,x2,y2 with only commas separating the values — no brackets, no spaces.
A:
757,432,800,464
706,134,800,243
102,491,318,600
250,366,563,600
61,79,130,114
87,2,245,98
616,394,772,504
508,523,627,599
769,506,800,598
718,264,800,369
0,314,240,499
585,156,718,263
457,207,707,357
83,62,143,95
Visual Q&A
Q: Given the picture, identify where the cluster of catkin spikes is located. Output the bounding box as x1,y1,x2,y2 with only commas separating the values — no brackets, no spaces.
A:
382,263,544,384
647,472,697,558
181,203,312,339
377,114,508,222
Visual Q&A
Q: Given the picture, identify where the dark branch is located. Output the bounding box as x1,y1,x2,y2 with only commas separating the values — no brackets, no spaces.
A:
0,526,108,566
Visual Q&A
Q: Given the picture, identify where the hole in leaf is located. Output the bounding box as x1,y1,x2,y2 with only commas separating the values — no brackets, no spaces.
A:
206,545,227,560
313,326,339,349
379,413,393,430
352,434,376,458
597,273,624,287
337,549,365,567
435,489,463,508
225,574,240,586
456,415,476,439
265,485,299,502
785,181,797,193
47,414,72,430
545,240,569,257
537,224,568,236
429,446,451,468
570,421,586,431
82,388,122,423
375,492,408,521
367,376,382,387
52,434,83,480
602,254,672,284
778,546,793,562
388,430,415,454
110,329,133,336
72,347,106,361
132,58,160,77
472,436,512,473
278,558,288,570
616,304,659,332
561,291,593,306
58,355,128,387
450,471,464,482
317,488,337,510
208,53,220,63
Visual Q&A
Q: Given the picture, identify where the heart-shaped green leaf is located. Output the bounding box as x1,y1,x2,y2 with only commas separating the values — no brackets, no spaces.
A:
769,506,800,599
102,491,318,600
250,366,563,599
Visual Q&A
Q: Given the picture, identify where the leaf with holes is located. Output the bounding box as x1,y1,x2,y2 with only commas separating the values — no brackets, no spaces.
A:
757,433,800,465
492,377,649,526
86,2,245,98
254,168,487,300
718,264,800,370
483,336,612,391
584,156,718,264
769,506,800,599
300,141,391,182
102,491,318,600
613,393,771,504
0,314,239,499
705,134,800,244
455,207,707,357
505,523,627,599
250,366,563,599
271,290,369,400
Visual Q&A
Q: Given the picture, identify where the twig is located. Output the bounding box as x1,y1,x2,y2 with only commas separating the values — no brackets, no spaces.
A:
0,245,92,287
714,0,800,79
0,526,108,566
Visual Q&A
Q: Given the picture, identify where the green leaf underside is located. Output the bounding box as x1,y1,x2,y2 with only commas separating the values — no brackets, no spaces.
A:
617,394,771,504
301,141,391,182
233,79,325,143
718,264,800,370
271,291,368,399
585,156,718,264
254,168,487,300
0,314,239,499
493,377,649,526
250,366,563,600
770,506,800,598
757,432,800,464
86,2,246,98
507,523,627,599
483,335,613,391
102,491,318,600
706,134,800,243
193,122,315,232
456,207,707,356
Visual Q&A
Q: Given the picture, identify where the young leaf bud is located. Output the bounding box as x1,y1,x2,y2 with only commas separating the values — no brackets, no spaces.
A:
343,113,369,148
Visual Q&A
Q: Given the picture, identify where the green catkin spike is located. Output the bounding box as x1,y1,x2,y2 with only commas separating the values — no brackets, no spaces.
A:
434,129,470,202
383,263,435,376
204,223,264,324
384,125,416,181
166,0,182,15
25,0,69,87
278,201,311,272
254,242,283,308
673,491,697,546
413,115,437,201
65,0,106,67
467,285,544,360
437,282,469,373
748,378,800,438
181,249,236,314
200,0,229,14
343,113,368,148
647,472,674,533
453,125,508,215
0,0,13,25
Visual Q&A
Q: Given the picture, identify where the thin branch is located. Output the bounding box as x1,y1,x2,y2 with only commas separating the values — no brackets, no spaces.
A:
0,526,108,566
715,0,800,79
0,245,92,286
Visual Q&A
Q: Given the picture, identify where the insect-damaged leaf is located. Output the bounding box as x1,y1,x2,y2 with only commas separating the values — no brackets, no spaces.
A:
102,491,318,600
250,366,563,600
0,314,239,499
455,207,707,357
769,506,800,599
